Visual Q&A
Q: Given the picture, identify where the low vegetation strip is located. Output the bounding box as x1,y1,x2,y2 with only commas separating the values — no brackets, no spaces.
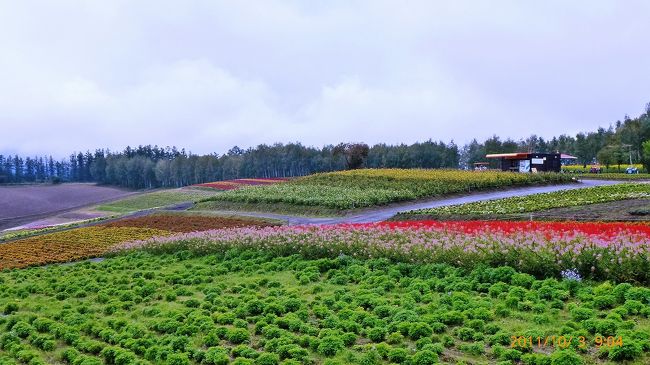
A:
573,173,650,180
113,220,650,283
1,251,648,365
397,183,650,218
563,164,645,173
202,169,574,210
96,189,220,213
102,214,280,232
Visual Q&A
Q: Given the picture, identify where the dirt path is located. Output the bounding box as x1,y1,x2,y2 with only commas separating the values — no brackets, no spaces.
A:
201,179,624,225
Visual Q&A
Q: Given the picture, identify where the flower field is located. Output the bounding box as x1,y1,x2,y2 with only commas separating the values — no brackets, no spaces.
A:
2,172,649,364
0,248,648,365
398,183,650,218
102,214,279,232
0,227,170,270
0,215,280,270
114,220,650,283
202,169,574,210
195,178,290,191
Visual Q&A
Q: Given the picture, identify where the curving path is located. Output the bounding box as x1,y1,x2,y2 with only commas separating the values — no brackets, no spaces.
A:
204,179,625,225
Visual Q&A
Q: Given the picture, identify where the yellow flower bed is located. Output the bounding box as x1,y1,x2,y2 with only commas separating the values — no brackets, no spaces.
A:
210,169,573,209
0,226,171,269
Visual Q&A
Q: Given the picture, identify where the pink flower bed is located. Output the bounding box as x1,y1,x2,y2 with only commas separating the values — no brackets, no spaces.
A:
113,220,650,283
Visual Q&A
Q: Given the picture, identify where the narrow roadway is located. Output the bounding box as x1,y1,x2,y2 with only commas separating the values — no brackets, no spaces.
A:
205,179,623,225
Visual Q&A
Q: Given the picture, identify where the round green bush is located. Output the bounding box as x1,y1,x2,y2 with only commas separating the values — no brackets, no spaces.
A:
203,347,230,365
607,340,642,361
411,350,439,365
232,358,254,365
231,345,258,359
367,327,387,342
549,350,583,365
317,336,345,357
3,303,18,315
254,353,279,365
409,322,433,340
521,353,551,365
227,328,251,344
166,353,190,365
388,347,408,363
11,321,34,338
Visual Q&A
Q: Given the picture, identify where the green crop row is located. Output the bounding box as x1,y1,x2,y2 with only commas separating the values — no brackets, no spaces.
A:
401,183,650,217
0,250,648,365
203,169,574,210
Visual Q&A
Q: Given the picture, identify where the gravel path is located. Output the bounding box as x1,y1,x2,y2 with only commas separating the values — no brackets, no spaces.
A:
203,179,624,225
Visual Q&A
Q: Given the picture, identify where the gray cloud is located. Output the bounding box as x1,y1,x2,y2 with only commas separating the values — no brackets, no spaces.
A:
1,0,649,157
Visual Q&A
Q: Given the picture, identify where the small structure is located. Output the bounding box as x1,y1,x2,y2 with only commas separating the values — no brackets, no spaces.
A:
485,152,561,173
560,153,578,166
473,162,490,171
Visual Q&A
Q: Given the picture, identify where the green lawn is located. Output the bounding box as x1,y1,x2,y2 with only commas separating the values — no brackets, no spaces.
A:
0,250,648,365
96,189,221,214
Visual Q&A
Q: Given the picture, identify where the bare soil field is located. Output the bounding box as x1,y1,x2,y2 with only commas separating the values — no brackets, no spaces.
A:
0,183,136,230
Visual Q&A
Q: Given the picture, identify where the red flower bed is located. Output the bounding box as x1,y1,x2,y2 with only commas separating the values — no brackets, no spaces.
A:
374,220,650,239
195,178,289,190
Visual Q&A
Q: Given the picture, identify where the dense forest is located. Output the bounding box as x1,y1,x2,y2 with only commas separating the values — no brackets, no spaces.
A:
1,104,649,188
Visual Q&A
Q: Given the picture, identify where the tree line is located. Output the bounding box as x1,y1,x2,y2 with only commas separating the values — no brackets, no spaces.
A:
2,102,649,188
462,103,650,170
0,141,459,188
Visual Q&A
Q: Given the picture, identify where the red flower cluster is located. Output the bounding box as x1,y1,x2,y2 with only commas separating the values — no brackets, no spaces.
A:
366,220,650,239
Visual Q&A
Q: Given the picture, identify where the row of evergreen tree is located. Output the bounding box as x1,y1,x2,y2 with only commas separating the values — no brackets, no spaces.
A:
0,141,459,188
2,103,649,188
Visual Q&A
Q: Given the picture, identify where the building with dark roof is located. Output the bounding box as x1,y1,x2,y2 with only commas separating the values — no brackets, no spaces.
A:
485,152,562,172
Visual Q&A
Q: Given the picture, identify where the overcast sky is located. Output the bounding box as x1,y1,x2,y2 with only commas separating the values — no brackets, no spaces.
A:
1,1,649,158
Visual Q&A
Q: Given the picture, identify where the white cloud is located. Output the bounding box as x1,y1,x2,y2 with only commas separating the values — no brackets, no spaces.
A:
0,0,649,157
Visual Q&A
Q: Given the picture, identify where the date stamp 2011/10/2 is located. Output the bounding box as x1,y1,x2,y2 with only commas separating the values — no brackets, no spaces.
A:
511,336,623,349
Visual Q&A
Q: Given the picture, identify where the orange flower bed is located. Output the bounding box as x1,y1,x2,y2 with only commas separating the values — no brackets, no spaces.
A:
102,214,279,232
0,226,170,270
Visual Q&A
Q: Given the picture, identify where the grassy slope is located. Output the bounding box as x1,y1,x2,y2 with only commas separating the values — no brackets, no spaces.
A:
0,251,648,365
96,189,221,214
